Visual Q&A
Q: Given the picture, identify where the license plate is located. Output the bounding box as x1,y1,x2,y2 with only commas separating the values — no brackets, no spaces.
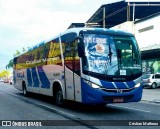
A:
113,98,124,103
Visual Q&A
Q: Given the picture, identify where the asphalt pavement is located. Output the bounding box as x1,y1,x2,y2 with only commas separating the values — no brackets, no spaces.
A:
1,82,160,104
142,87,160,103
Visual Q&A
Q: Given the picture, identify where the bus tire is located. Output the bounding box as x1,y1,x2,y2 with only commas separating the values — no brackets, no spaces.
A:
22,82,28,96
55,88,64,107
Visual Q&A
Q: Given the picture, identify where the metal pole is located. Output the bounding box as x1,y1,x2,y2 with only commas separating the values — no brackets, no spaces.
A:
133,3,135,22
127,2,130,21
103,7,105,28
129,4,160,6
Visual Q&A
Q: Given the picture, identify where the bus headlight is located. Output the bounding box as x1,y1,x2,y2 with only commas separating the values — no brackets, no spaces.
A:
91,83,101,88
84,80,101,89
135,83,141,88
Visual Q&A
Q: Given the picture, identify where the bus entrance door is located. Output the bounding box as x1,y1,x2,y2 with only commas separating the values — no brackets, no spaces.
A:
64,40,81,102
65,66,75,100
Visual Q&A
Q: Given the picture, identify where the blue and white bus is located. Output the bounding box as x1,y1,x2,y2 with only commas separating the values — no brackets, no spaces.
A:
13,28,142,106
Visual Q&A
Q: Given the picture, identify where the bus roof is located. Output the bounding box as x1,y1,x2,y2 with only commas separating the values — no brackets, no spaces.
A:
16,27,133,57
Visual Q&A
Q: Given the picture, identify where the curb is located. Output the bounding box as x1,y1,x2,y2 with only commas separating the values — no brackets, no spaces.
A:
141,100,160,104
153,99,160,103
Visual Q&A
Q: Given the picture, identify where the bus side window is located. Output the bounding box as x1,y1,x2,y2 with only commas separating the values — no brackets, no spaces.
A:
65,42,74,70
65,40,80,75
74,40,80,75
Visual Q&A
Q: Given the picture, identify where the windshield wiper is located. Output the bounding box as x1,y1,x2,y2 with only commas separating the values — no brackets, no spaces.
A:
108,44,113,65
126,67,134,76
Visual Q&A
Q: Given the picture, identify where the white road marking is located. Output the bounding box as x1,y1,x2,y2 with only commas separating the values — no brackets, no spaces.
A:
37,103,75,117
0,89,152,114
110,105,151,113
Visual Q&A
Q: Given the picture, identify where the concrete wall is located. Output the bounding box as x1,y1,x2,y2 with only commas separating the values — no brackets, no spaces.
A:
111,21,135,34
111,15,160,50
135,15,160,50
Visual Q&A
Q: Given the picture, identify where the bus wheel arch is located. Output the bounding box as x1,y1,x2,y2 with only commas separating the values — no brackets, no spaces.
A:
52,81,65,106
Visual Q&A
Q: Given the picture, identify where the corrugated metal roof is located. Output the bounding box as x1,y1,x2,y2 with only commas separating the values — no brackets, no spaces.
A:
86,1,160,28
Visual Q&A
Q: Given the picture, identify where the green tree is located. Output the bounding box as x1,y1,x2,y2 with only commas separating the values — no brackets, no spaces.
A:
0,72,3,78
6,59,13,69
6,47,27,69
22,47,26,52
13,50,21,57
6,49,21,69
0,70,10,78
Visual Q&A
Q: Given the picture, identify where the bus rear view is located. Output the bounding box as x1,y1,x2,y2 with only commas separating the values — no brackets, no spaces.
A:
78,29,142,105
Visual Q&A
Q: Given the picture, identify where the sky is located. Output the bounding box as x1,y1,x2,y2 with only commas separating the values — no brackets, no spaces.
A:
0,0,123,71
0,0,158,71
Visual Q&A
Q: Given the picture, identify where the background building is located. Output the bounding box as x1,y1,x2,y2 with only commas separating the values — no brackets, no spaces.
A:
135,13,160,74
85,0,160,74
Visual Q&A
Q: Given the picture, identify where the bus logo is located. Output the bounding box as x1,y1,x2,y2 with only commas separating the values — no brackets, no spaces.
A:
117,89,123,93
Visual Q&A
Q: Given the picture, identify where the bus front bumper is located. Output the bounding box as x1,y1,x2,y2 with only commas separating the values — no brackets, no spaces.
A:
81,82,143,104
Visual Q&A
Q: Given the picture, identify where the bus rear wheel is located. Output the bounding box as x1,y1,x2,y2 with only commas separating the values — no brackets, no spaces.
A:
22,82,28,96
55,89,64,106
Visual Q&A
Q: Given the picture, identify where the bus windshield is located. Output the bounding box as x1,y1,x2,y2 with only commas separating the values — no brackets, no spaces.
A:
82,33,141,78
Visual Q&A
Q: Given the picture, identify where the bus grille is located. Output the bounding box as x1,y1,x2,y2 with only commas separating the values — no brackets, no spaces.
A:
101,87,135,93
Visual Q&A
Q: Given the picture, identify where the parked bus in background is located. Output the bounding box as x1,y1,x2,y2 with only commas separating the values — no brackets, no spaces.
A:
13,28,142,106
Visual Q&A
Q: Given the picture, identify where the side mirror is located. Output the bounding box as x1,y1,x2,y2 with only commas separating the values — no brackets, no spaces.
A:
76,36,85,57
